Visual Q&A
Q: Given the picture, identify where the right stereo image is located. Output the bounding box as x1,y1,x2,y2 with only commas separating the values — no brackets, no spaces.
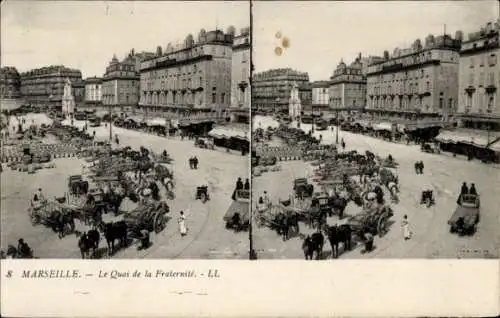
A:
250,1,500,260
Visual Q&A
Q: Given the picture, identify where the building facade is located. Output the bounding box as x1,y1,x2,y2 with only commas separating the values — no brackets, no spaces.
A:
0,67,23,110
252,68,309,113
230,27,251,123
366,33,462,121
139,28,234,115
0,67,21,99
329,57,367,114
20,65,82,109
311,81,330,106
458,19,500,131
102,54,141,111
84,76,103,106
298,83,313,106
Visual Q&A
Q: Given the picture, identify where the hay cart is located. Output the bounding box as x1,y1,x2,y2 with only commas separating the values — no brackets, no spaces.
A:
28,199,77,234
346,204,394,238
122,201,170,236
224,190,250,231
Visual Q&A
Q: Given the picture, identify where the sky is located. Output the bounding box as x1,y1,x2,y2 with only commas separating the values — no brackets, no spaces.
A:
254,1,499,81
1,1,249,78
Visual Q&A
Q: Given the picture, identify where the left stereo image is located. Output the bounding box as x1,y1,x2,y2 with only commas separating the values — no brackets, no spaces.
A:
0,1,251,259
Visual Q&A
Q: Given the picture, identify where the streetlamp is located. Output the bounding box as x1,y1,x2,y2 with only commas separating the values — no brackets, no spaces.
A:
275,97,280,115
335,107,339,144
311,104,315,134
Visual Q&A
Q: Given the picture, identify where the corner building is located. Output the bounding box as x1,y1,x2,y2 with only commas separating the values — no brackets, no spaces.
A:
230,27,251,123
366,33,462,121
458,20,500,131
139,29,234,116
20,65,83,109
329,56,367,115
252,68,309,113
102,54,142,112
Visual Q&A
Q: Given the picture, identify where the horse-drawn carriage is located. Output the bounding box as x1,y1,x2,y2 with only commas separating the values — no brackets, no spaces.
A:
421,142,440,154
68,175,89,196
195,185,210,203
28,199,76,237
346,204,394,237
293,178,314,198
224,190,250,231
448,194,480,235
122,201,170,235
194,138,209,149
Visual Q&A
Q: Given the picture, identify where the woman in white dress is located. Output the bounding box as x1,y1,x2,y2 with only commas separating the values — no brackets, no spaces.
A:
401,214,411,240
178,211,187,236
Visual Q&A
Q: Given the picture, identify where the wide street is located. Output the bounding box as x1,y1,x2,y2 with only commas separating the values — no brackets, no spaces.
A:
1,115,249,259
252,115,500,259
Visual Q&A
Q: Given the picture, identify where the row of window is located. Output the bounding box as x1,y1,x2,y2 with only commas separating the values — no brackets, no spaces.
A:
468,53,497,68
464,95,496,113
467,71,498,86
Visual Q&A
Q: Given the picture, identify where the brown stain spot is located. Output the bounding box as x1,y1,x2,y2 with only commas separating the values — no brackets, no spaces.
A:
275,47,283,56
282,37,290,49
275,31,282,39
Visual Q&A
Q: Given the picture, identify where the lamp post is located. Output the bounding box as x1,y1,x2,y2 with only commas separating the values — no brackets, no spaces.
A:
275,97,280,116
335,107,339,144
311,104,315,134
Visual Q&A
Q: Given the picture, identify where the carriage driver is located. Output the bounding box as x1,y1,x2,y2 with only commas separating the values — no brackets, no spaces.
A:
32,188,45,207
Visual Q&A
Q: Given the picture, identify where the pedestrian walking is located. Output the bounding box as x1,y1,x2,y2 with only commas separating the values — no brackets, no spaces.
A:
419,161,424,174
401,215,412,240
178,211,187,236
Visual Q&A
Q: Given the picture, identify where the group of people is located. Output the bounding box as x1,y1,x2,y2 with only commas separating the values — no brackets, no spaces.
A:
414,161,425,174
188,156,199,169
1,238,33,259
457,182,478,205
231,177,250,200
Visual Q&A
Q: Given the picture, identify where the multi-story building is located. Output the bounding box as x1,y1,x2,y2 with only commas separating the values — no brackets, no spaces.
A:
311,81,330,106
0,67,23,110
0,67,21,99
329,57,367,115
102,54,141,112
20,65,82,109
252,68,309,113
458,19,500,131
139,28,234,116
366,33,462,121
84,76,103,107
230,27,251,123
299,83,313,106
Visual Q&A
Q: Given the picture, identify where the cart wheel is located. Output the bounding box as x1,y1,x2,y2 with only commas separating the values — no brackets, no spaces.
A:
154,213,166,233
377,215,388,237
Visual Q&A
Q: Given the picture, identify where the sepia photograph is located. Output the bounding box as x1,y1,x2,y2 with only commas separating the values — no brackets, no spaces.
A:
251,1,500,260
1,1,251,259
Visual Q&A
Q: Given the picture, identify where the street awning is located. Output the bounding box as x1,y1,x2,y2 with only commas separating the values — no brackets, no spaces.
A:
208,126,249,141
146,117,167,126
488,139,500,152
435,130,496,146
373,122,392,131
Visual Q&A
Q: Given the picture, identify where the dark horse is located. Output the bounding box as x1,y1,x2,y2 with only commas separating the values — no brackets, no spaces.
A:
328,196,349,219
302,232,324,260
78,229,100,259
275,213,300,241
50,210,76,239
97,221,128,256
325,224,353,259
